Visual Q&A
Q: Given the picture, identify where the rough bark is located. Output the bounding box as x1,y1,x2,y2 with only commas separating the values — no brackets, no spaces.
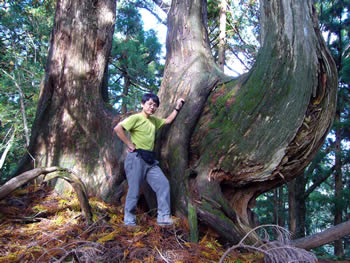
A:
157,0,337,243
16,0,125,201
292,220,350,250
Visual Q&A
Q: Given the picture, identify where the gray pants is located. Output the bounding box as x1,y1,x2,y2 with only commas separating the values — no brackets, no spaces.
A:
124,151,171,224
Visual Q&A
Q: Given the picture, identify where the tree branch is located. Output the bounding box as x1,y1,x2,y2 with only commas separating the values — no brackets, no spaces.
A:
134,0,168,25
0,167,93,224
0,167,59,200
0,128,15,170
304,165,335,198
1,69,30,147
292,220,350,250
151,0,169,14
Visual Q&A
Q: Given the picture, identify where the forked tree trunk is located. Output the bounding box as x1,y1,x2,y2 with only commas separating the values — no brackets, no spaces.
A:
156,0,337,243
18,0,338,245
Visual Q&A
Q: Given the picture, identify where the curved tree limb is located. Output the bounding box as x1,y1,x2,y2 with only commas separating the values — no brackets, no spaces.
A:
0,167,59,199
0,167,93,224
43,170,93,224
304,165,335,198
134,0,168,24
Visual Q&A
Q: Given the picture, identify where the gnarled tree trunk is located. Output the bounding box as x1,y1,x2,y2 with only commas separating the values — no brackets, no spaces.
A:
156,0,337,243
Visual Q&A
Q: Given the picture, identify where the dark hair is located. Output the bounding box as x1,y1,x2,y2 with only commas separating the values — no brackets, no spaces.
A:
141,93,160,107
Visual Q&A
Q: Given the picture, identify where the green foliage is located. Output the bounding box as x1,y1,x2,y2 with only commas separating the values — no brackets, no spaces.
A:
255,191,275,225
207,0,260,72
0,0,55,180
109,3,164,113
316,1,350,238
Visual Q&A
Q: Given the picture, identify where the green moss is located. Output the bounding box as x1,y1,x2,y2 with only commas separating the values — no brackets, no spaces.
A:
200,200,230,221
188,203,198,243
193,33,318,172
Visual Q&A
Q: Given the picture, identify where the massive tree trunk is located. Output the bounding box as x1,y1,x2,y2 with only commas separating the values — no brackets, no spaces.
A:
20,0,337,245
156,0,337,243
18,0,124,201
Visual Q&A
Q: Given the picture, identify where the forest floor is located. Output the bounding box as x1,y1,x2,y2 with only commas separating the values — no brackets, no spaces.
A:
0,184,348,263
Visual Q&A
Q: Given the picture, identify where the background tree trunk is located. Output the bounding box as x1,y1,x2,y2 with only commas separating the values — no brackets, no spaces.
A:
334,109,344,256
288,180,297,237
121,74,130,114
218,0,227,70
295,175,307,238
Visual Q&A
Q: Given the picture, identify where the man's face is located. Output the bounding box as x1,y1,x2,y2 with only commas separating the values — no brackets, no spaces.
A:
141,98,158,115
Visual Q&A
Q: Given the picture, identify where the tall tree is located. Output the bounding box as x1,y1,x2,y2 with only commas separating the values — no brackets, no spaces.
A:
109,4,163,113
218,0,227,70
17,0,338,245
207,0,260,72
314,0,350,256
288,145,335,239
0,0,55,179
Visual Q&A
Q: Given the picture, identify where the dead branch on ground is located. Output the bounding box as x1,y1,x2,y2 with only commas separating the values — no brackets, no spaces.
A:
0,167,93,224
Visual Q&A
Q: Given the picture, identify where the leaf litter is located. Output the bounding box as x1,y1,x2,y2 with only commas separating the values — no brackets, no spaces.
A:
0,184,261,263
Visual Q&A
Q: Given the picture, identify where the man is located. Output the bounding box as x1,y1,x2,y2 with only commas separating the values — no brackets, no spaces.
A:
114,93,184,226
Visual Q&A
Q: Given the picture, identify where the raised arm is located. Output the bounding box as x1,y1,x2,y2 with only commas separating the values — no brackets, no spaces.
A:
165,98,185,124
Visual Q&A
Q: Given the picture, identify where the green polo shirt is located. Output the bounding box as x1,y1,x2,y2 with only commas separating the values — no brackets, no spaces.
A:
121,113,166,151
